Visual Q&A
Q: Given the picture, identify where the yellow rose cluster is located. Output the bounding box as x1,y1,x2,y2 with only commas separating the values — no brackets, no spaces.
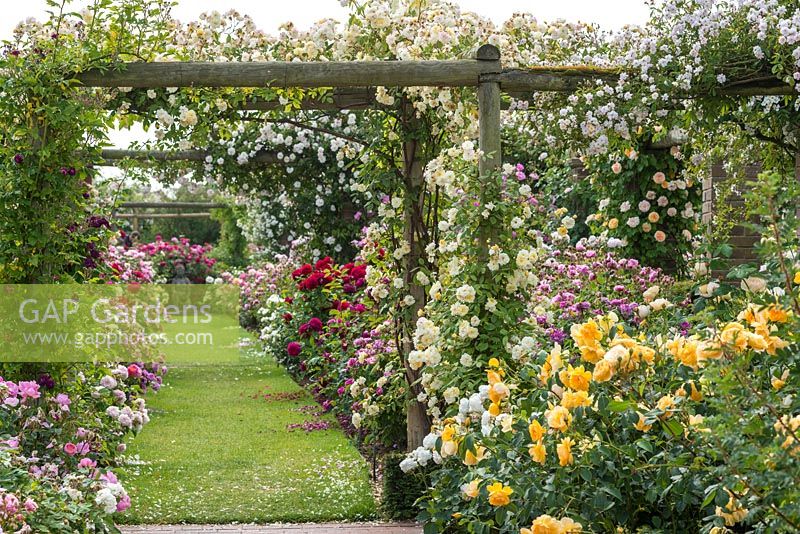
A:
664,304,789,369
487,357,510,416
520,514,583,533
568,312,655,384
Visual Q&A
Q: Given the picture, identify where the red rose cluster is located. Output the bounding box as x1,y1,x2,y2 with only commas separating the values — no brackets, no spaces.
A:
291,256,367,293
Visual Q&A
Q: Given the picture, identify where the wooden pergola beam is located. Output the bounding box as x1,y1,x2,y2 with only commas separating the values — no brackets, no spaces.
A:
76,59,501,88
487,67,796,96
243,88,377,111
118,201,226,209
115,212,212,219
97,148,280,165
79,63,797,98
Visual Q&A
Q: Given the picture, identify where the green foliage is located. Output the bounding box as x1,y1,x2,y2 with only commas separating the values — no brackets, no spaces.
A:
0,0,175,282
381,452,430,521
210,206,248,268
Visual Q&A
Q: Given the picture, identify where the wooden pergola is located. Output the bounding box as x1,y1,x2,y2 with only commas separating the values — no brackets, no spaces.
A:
112,202,226,231
77,45,795,447
83,45,793,171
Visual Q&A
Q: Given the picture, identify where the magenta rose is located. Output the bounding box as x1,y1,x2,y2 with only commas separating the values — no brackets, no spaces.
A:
286,342,302,357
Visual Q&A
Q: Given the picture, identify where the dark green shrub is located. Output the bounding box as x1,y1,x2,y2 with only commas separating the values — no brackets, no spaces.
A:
381,452,431,521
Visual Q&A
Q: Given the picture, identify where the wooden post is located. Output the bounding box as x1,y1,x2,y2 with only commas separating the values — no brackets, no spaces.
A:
401,102,431,451
477,45,502,256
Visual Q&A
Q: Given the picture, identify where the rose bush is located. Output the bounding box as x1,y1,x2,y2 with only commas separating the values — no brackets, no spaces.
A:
136,236,217,283
0,362,165,532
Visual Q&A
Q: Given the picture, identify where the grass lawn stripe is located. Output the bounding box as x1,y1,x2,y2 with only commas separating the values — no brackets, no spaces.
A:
118,354,376,524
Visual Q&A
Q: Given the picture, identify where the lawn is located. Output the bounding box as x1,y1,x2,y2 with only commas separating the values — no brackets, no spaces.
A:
118,349,377,524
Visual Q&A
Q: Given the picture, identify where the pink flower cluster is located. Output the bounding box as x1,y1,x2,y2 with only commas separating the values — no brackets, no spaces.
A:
106,245,156,282
137,236,217,283
0,379,40,407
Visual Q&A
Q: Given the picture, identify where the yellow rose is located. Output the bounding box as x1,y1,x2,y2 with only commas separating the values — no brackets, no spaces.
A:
689,381,703,401
545,405,573,432
592,359,614,382
794,272,800,285
608,218,619,229
487,482,513,507
562,390,592,409
559,517,583,533
746,331,769,352
463,446,486,466
570,320,603,348
441,425,456,442
772,370,789,390
557,437,575,466
559,364,592,392
720,322,748,351
579,344,605,364
634,412,652,432
461,479,480,499
487,369,503,385
528,419,545,442
488,381,510,404
441,439,458,457
524,514,561,534
528,441,546,464
666,336,700,370
656,394,675,418
767,306,789,323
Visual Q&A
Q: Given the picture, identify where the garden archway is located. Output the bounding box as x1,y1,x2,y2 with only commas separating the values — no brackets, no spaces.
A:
81,44,794,448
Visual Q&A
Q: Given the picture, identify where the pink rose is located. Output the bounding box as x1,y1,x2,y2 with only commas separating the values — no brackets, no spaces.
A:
24,498,38,513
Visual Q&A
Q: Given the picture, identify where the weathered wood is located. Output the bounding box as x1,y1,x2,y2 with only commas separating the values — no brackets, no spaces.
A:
482,67,620,93
478,82,502,176
484,67,796,96
475,44,501,61
115,212,212,219
649,129,689,149
243,88,377,111
97,149,279,165
78,59,793,96
118,201,226,209
77,60,502,88
477,71,502,259
401,103,432,450
716,84,796,96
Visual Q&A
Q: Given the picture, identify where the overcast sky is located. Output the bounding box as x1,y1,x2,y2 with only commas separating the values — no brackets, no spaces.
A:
1,0,650,177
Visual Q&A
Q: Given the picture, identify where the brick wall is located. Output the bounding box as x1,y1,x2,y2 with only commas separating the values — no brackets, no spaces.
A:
702,157,800,267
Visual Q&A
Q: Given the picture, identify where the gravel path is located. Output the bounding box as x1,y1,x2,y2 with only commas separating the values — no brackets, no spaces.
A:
119,523,421,533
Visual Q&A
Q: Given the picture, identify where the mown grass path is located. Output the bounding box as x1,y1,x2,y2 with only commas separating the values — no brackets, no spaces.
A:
118,354,376,524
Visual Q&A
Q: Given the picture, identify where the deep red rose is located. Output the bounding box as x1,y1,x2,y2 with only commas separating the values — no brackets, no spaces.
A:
286,342,302,357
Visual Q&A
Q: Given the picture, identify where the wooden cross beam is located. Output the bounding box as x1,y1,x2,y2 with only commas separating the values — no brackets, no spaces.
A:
76,59,501,88
115,212,212,219
97,148,281,166
243,88,377,111
118,202,226,209
76,59,795,95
